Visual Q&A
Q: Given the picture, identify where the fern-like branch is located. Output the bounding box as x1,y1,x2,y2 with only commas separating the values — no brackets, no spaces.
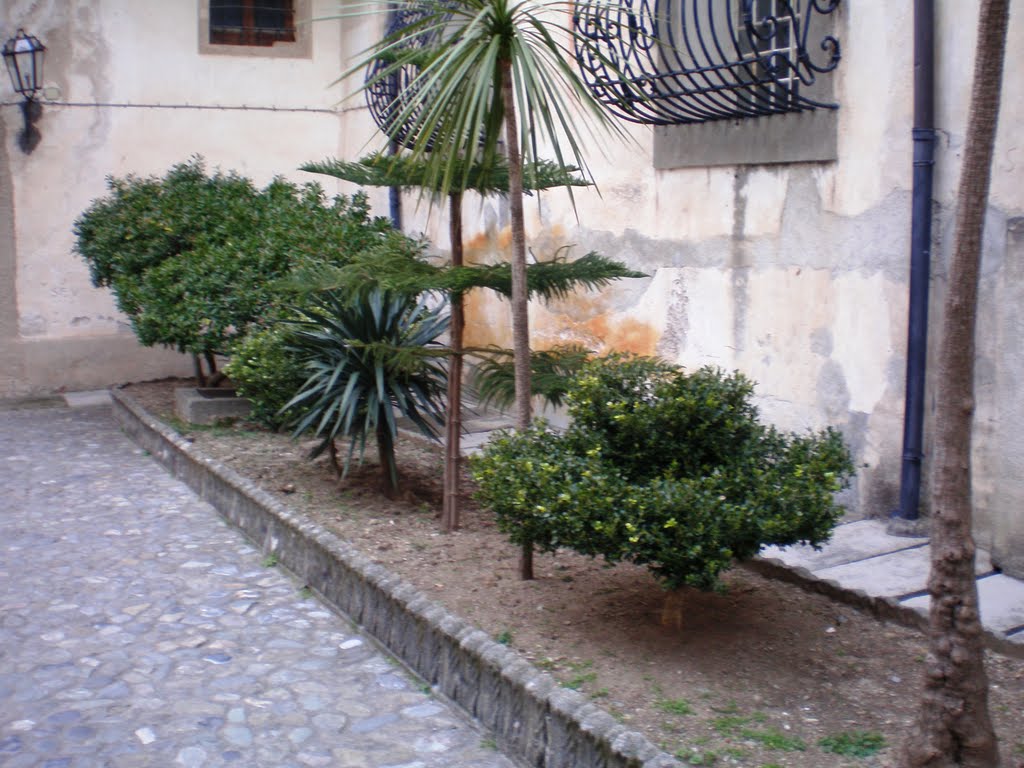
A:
301,153,589,196
471,344,593,410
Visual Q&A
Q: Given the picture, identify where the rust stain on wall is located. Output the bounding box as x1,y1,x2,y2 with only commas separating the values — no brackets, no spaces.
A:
462,230,494,257
588,316,660,356
459,222,659,355
536,312,660,356
462,290,511,350
465,297,663,358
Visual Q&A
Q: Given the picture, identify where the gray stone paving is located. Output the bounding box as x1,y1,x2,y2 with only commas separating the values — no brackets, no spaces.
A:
0,404,517,768
761,519,1024,644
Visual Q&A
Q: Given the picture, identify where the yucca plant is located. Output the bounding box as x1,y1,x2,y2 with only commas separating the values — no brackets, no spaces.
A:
283,289,449,498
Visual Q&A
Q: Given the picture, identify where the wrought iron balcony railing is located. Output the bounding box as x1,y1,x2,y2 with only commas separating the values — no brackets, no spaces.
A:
573,0,842,125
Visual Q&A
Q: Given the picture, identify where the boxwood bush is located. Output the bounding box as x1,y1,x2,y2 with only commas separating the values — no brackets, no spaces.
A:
223,325,309,429
471,355,854,591
74,158,391,375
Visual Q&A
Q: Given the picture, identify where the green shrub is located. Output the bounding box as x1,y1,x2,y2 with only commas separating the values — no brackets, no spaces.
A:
73,158,391,364
225,326,308,429
567,355,761,482
471,355,854,591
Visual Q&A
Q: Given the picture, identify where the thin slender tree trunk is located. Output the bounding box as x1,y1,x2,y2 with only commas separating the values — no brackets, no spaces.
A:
500,56,534,580
442,192,464,532
328,439,342,479
900,1,1008,765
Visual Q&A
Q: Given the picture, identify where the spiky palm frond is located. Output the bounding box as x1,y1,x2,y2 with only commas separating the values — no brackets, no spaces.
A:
472,344,593,409
456,249,648,300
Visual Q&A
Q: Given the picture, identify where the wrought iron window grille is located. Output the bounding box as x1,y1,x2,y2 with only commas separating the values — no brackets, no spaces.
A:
365,5,446,150
573,0,842,126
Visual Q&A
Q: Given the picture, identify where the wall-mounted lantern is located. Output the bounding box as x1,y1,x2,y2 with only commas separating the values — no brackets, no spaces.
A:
2,28,46,153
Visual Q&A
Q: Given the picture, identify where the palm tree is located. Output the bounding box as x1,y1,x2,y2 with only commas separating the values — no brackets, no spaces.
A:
343,0,634,421
899,0,1009,765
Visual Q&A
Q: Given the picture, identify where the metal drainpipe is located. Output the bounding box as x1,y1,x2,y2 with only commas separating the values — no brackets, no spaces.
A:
890,0,935,529
386,4,402,230
388,137,402,229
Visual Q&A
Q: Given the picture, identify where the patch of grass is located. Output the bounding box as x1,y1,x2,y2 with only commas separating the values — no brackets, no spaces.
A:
713,713,805,752
675,747,718,765
818,731,887,758
480,736,497,750
590,688,610,699
534,658,558,671
495,629,513,645
261,553,279,568
298,586,313,599
711,715,749,734
745,728,806,752
656,698,694,716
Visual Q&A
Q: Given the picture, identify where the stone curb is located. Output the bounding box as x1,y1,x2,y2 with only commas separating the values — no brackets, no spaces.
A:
110,387,681,768
744,557,1024,660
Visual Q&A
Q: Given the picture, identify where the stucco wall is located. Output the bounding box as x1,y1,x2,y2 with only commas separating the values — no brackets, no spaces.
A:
0,0,350,395
332,1,1024,573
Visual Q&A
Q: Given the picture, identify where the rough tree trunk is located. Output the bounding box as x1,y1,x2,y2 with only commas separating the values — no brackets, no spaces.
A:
899,1,1008,765
192,353,206,387
442,192,464,532
500,56,534,580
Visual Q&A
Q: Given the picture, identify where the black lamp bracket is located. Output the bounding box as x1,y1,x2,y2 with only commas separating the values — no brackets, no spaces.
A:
18,96,42,153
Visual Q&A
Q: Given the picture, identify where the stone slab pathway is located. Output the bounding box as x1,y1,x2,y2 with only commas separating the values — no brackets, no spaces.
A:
0,403,517,768
762,519,1024,644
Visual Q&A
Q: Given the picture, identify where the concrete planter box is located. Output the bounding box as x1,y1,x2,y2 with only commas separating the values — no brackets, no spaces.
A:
174,387,252,425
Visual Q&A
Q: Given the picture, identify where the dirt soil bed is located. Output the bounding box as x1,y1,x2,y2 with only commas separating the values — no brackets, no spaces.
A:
125,380,1024,768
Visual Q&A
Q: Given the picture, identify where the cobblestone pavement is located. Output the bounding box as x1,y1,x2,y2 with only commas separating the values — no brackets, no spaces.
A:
0,405,517,768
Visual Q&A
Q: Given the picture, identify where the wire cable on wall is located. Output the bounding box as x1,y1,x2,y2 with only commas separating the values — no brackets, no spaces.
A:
0,100,367,115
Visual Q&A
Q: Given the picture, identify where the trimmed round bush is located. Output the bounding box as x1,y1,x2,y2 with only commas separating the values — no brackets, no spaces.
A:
471,355,854,591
